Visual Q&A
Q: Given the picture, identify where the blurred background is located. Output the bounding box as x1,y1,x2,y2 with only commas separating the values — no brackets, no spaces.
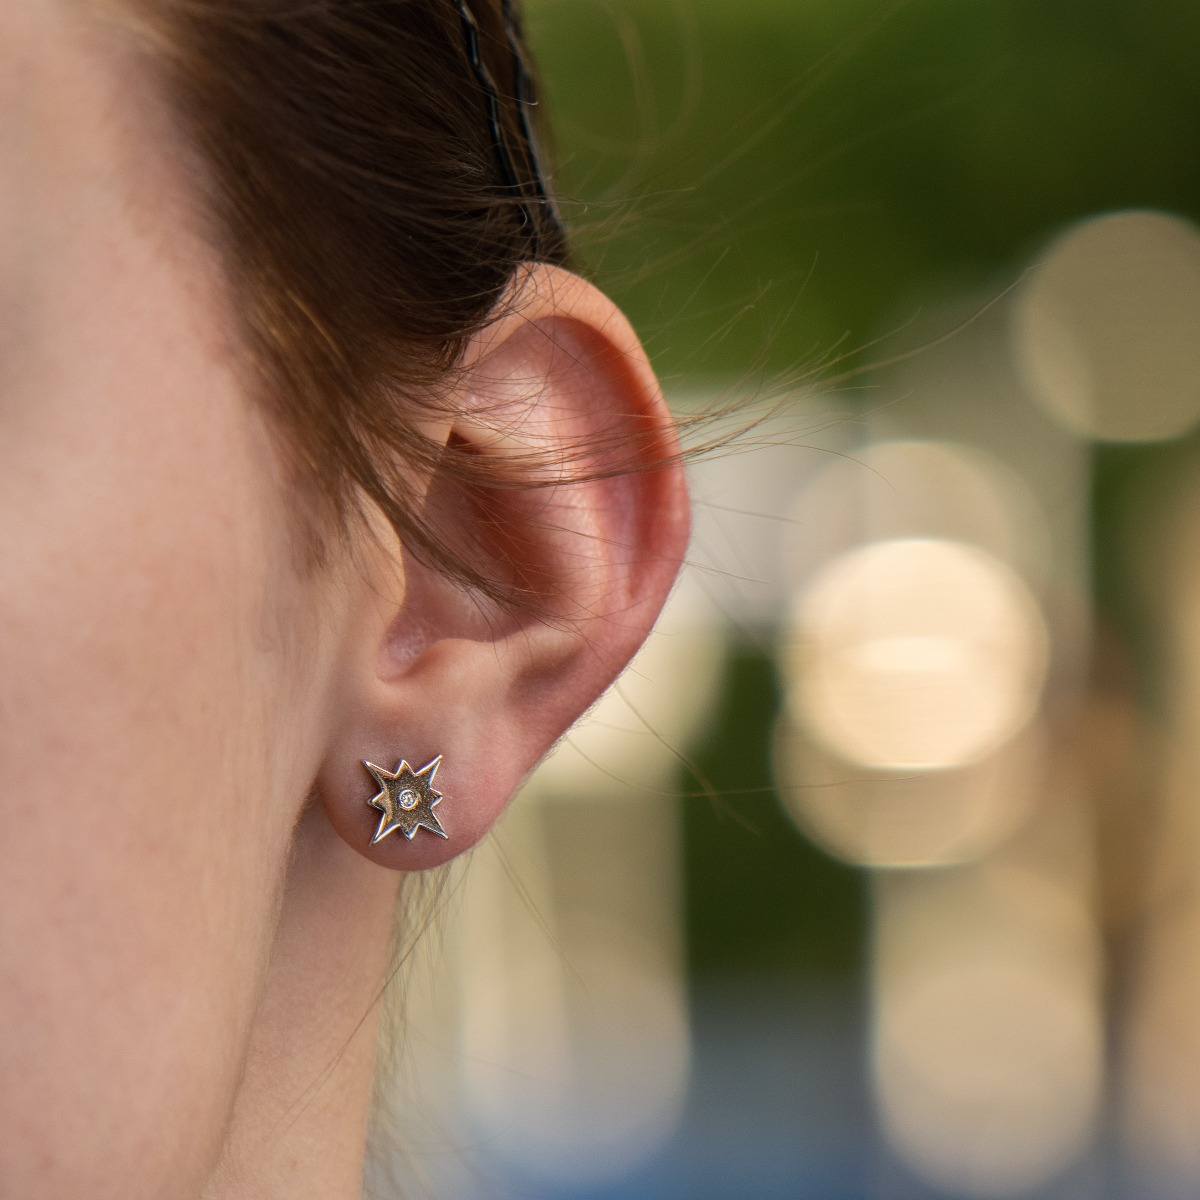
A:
368,2,1200,1197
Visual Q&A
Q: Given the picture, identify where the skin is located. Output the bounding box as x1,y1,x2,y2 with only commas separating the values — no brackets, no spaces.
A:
0,3,689,1198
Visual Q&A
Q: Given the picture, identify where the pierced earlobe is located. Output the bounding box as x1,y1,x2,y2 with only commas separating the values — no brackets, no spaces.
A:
362,754,448,844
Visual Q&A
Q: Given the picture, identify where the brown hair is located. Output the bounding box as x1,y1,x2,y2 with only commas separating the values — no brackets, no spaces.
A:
113,0,578,603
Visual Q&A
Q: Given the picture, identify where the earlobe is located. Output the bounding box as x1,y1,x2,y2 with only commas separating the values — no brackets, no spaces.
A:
318,265,690,872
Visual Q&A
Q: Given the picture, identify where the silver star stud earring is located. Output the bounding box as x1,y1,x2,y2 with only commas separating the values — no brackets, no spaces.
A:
363,755,448,844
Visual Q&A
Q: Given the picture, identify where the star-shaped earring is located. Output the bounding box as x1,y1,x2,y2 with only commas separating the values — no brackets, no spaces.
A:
363,755,448,844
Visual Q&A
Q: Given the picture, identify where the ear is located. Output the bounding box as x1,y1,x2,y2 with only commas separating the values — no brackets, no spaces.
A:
318,265,690,871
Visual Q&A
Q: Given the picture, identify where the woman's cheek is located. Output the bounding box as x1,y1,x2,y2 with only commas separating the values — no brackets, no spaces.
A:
0,24,321,1184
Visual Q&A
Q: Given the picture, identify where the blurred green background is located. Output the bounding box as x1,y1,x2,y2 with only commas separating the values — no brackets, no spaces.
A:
529,0,1200,382
525,0,1200,988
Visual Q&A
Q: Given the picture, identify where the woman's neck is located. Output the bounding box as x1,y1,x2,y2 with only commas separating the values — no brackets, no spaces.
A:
203,803,403,1200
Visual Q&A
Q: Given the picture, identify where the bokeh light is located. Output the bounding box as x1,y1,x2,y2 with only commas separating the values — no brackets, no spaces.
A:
785,440,1052,592
785,537,1049,771
873,859,1103,1197
876,958,1101,1196
459,909,691,1184
1012,210,1200,443
774,719,1046,868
